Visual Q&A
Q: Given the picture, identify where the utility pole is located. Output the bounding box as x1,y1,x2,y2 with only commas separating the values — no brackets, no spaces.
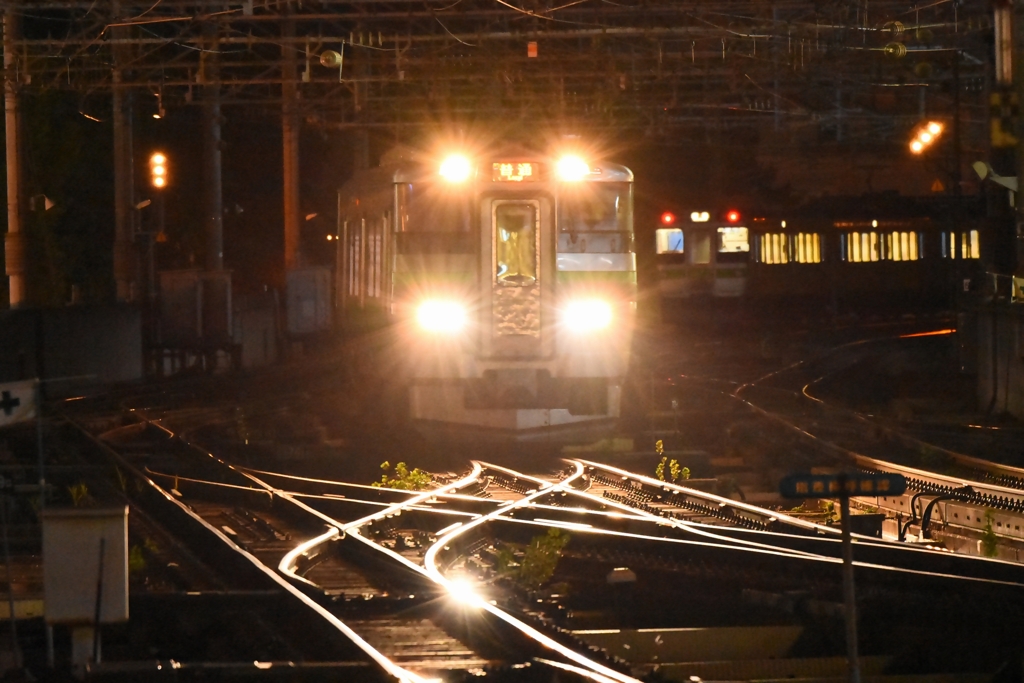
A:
111,0,137,302
1015,0,1024,294
4,9,25,308
282,4,301,271
202,18,224,272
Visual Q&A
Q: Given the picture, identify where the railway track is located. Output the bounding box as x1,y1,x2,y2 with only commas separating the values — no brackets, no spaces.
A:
57,411,502,682
29,389,1024,681
63,405,694,681
690,331,1024,557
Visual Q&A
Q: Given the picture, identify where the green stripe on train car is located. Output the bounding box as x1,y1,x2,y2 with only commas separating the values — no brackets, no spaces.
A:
556,271,637,284
392,270,476,284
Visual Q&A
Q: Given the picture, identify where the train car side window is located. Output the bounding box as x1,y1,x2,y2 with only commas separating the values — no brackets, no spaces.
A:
886,231,921,261
942,230,979,259
844,231,880,262
656,228,684,254
758,233,789,264
963,230,980,258
795,233,821,263
494,202,539,286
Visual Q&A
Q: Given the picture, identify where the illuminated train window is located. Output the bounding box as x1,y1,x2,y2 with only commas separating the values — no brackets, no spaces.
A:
757,233,821,264
885,232,921,261
717,227,749,253
794,233,821,263
655,228,684,254
842,231,923,262
758,233,789,264
942,230,980,259
842,232,880,262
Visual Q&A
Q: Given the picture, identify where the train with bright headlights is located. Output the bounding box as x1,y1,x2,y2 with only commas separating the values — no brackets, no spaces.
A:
335,145,636,435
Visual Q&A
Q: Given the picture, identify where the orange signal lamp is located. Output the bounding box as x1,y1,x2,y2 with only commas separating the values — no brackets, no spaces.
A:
149,152,168,189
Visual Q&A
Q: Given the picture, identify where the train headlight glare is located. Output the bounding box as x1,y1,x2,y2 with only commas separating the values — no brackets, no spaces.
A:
563,300,612,331
439,154,472,182
416,300,467,333
556,155,590,181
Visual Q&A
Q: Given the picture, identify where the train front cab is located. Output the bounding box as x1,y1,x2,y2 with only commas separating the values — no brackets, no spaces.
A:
396,155,636,435
654,212,750,304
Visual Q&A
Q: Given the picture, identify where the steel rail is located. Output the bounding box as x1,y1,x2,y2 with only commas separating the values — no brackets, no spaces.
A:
577,458,834,534
719,334,1024,551
235,465,494,502
800,373,1024,492
853,454,1024,508
731,332,1024,506
493,513,1024,587
420,461,645,683
142,415,490,682
568,460,841,560
279,526,340,588
65,415,431,683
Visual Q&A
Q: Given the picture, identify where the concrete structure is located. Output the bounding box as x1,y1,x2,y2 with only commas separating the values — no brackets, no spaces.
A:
975,303,1024,418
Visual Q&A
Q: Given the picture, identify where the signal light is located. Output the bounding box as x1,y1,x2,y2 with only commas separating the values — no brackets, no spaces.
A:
726,210,740,223
909,121,943,155
149,152,168,189
660,212,675,225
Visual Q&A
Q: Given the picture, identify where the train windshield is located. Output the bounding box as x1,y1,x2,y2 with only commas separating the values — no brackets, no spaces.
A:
557,182,633,253
558,183,632,232
717,226,749,263
396,183,474,254
399,183,472,233
656,228,684,254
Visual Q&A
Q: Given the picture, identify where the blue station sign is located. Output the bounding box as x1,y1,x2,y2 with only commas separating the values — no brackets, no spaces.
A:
779,472,907,499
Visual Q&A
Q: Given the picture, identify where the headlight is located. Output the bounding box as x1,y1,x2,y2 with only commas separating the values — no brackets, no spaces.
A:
555,155,590,181
416,300,468,333
562,299,612,332
439,154,472,183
